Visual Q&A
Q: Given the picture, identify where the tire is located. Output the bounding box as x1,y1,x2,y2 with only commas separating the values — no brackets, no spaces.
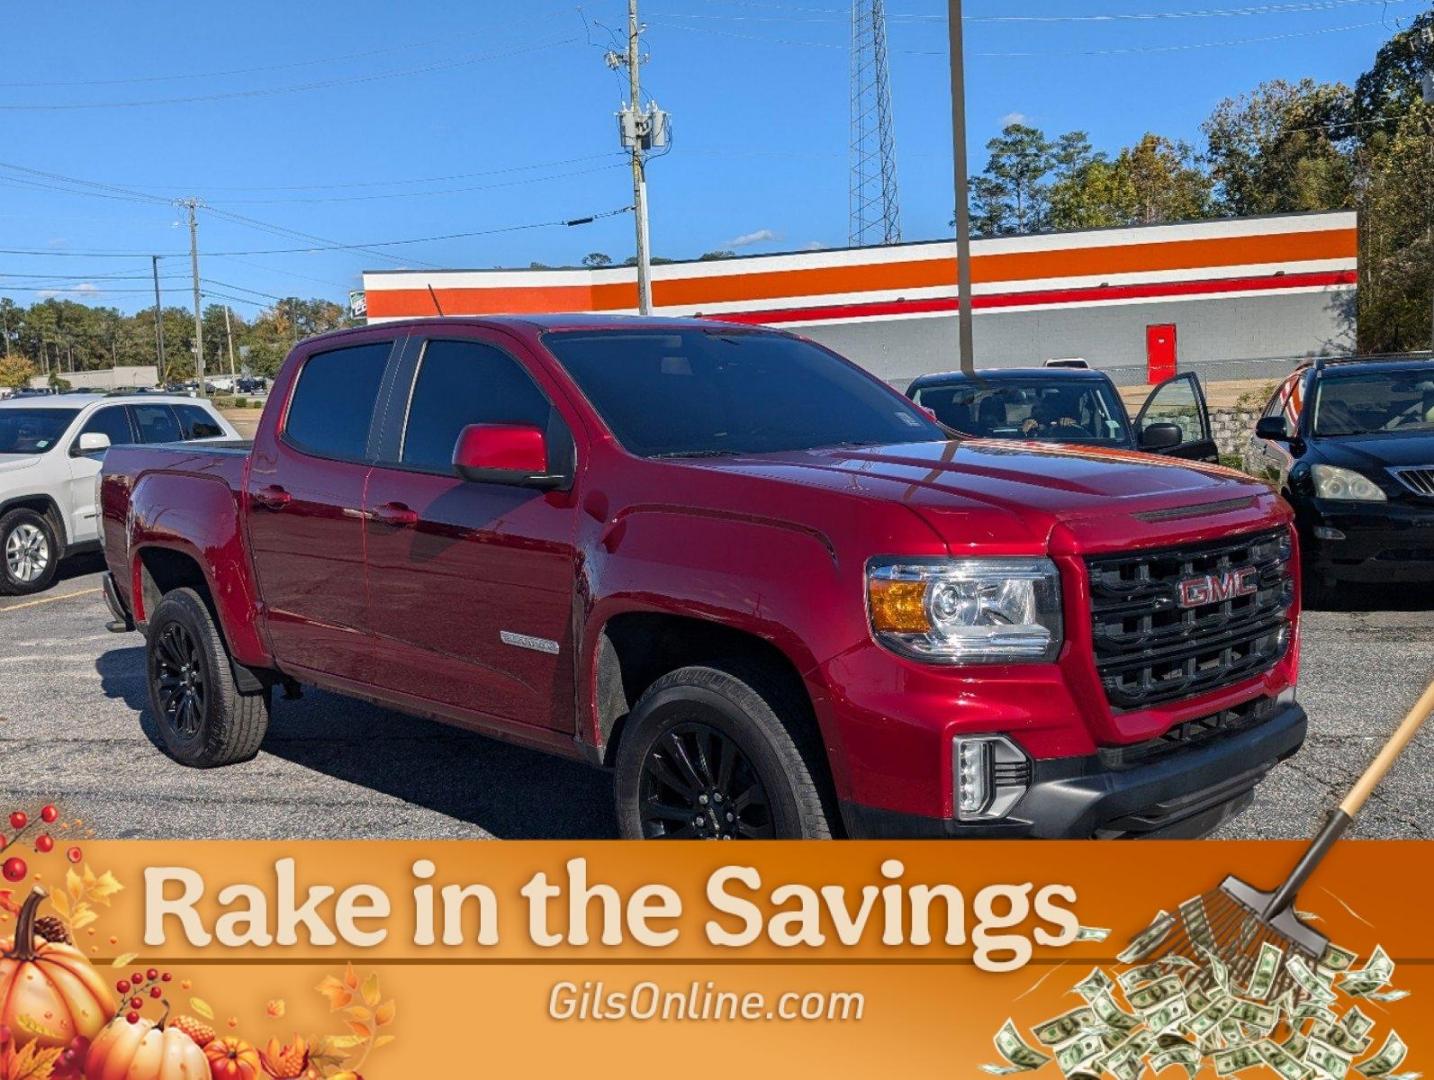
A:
0,508,61,597
614,664,832,840
145,587,269,767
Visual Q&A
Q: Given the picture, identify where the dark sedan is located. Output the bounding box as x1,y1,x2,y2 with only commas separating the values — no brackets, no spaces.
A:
1245,356,1434,592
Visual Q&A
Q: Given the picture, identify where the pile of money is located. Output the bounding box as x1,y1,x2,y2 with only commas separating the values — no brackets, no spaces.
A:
983,905,1415,1080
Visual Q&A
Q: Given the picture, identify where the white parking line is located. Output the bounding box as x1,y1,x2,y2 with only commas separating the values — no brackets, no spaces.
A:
0,588,101,614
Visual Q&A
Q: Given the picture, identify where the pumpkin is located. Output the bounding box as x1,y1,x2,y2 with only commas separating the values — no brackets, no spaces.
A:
0,887,115,1050
84,1015,208,1080
204,1036,261,1080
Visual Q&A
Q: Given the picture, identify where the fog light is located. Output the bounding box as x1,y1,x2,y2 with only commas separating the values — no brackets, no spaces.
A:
953,735,1031,822
1312,526,1346,541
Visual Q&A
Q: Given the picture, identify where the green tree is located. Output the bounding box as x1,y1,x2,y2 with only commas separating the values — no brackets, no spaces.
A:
698,250,736,260
1204,79,1356,215
0,354,35,390
1352,10,1434,137
581,252,613,268
969,123,1055,236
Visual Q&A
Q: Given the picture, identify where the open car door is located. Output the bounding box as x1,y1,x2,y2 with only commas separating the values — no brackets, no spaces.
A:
1133,372,1218,463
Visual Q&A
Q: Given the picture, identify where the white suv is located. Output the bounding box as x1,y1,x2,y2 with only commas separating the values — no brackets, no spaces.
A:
0,392,238,595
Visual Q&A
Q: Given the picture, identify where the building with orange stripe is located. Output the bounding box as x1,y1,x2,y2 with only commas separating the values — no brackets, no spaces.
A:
361,210,1356,386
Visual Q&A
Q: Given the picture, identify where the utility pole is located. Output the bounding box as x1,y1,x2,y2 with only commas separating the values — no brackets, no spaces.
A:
0,304,11,360
946,0,975,374
224,305,237,378
151,255,167,383
1423,72,1433,353
178,197,207,397
610,2,668,316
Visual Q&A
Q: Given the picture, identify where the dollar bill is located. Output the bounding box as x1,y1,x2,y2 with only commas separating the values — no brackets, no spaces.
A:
1091,991,1142,1034
1320,944,1359,973
1259,1038,1314,1080
1247,941,1285,1001
1147,996,1192,1034
1200,945,1233,993
1179,895,1217,952
1356,1032,1408,1078
1344,1007,1376,1040
1314,1021,1374,1057
1034,1007,1100,1047
1119,911,1176,965
1214,1044,1264,1076
1295,1001,1340,1029
1129,975,1187,1015
1057,1033,1107,1076
1120,962,1171,992
1189,997,1237,1039
1152,1044,1201,1079
1341,947,1395,998
1307,1038,1355,1080
1076,925,1112,943
1074,968,1115,1002
1289,955,1340,1005
985,1019,1054,1075
1363,990,1410,1004
1228,999,1279,1034
1284,1031,1310,1060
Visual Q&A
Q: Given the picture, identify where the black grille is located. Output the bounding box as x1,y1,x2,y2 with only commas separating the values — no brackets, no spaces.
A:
1098,696,1280,769
1086,529,1294,710
1392,467,1434,498
993,760,1033,787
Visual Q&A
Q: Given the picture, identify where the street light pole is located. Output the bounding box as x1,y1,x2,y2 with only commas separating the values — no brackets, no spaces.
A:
947,0,975,374
151,255,167,383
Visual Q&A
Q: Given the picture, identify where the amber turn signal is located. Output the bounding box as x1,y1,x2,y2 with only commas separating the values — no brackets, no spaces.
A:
868,578,930,633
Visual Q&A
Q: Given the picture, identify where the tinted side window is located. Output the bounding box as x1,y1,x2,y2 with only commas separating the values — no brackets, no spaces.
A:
132,404,182,444
400,340,552,471
285,342,392,461
175,404,224,440
77,406,134,450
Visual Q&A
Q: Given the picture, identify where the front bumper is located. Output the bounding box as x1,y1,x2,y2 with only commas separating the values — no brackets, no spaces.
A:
1299,499,1434,583
840,699,1306,839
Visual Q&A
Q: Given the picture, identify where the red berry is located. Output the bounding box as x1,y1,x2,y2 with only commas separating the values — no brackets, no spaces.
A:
35,834,54,853
161,972,172,982
131,972,143,985
146,968,159,981
129,997,143,1010
8,811,26,831
150,986,162,999
40,805,58,824
126,1012,140,1025
1,857,26,883
66,846,82,864
116,980,130,994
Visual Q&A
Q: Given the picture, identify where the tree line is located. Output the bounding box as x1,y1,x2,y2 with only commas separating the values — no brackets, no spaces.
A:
962,12,1432,355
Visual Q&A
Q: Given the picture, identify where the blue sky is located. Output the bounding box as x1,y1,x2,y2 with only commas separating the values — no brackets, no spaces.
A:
0,0,1419,315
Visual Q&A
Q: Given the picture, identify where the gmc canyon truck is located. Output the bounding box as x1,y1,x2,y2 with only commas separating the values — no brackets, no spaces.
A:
100,316,1306,840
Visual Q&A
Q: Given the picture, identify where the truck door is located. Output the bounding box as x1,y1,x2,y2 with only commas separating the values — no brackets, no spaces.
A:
1133,372,1219,463
360,331,580,734
244,337,398,683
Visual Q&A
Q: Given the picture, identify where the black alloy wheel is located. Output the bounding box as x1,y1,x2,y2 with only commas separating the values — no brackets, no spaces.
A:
638,721,774,839
153,621,208,741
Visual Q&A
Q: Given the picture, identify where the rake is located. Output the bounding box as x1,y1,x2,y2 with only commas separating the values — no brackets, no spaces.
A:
1134,677,1434,1003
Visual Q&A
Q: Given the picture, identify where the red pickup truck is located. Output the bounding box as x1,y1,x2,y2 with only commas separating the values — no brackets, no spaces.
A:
100,316,1306,839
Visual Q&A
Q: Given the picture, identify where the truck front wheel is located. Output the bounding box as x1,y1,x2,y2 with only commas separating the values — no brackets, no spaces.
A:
145,587,270,767
614,665,832,840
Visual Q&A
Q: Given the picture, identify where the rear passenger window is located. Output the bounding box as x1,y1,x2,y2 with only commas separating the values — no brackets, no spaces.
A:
400,340,552,471
132,404,182,444
175,405,224,440
285,342,392,461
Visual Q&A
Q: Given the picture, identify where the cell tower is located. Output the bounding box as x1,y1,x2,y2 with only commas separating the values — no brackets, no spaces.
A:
849,0,902,247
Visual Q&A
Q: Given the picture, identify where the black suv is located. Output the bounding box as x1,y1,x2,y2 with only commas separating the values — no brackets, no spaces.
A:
1245,356,1434,592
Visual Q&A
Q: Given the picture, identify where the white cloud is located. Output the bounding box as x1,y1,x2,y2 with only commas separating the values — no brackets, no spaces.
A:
725,228,778,248
802,241,827,251
998,111,1029,127
37,283,101,299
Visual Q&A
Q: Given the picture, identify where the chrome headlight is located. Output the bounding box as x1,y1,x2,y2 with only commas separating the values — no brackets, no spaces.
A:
867,557,1063,664
1311,464,1386,502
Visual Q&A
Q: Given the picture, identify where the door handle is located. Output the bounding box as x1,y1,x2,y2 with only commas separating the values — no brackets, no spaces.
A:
253,485,291,511
372,501,419,528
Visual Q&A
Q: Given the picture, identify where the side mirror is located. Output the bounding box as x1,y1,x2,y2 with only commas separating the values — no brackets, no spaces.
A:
1139,422,1184,451
1255,416,1290,442
452,423,562,489
75,432,111,455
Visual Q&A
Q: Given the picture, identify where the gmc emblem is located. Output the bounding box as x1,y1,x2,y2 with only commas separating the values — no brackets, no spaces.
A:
1178,567,1259,608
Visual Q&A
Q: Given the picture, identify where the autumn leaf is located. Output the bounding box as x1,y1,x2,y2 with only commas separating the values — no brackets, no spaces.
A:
342,1006,371,1025
189,997,215,1021
344,1020,372,1040
111,952,138,968
373,1000,395,1027
360,972,381,1008
342,963,359,990
373,1034,396,1049
265,999,286,1019
65,869,83,905
85,868,124,905
321,1035,365,1053
315,975,353,1011
2,1041,64,1080
47,892,69,920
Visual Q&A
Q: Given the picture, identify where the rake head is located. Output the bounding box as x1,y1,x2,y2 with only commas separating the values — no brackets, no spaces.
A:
1146,876,1329,1004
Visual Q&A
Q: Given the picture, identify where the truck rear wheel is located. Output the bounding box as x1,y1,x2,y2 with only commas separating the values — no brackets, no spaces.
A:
0,508,60,597
145,587,269,767
613,664,832,840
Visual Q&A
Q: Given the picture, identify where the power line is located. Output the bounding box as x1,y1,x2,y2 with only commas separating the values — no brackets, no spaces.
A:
680,0,1414,19
0,37,578,111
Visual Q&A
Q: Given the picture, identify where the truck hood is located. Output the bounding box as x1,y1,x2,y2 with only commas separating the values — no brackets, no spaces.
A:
1310,430,1434,470
695,438,1281,551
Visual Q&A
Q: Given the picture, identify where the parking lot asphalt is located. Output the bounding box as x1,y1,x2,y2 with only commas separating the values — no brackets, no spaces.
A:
1,556,1431,841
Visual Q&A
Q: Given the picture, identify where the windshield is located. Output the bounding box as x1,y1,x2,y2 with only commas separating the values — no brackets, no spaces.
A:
0,408,80,455
542,328,944,457
1313,370,1434,437
911,378,1132,445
